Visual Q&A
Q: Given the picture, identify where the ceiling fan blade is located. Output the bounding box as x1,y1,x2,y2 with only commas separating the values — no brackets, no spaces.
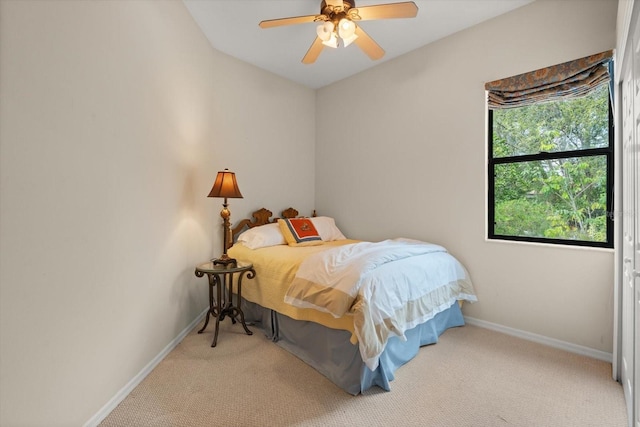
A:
302,37,325,64
353,25,385,60
351,2,418,21
259,14,319,29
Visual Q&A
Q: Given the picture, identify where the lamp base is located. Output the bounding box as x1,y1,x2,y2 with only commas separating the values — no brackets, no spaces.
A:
212,254,237,267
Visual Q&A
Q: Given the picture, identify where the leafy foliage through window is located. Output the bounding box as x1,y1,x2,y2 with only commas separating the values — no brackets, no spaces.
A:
488,84,613,247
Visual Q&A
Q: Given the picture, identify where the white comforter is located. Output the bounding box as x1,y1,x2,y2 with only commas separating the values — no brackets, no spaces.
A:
284,238,477,370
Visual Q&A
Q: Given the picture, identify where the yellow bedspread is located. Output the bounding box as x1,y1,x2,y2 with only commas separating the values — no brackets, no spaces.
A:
227,240,360,340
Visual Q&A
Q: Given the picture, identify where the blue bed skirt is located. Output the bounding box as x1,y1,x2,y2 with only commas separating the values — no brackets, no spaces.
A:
241,299,465,395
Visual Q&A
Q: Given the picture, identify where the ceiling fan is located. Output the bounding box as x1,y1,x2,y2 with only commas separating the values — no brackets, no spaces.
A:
258,0,419,64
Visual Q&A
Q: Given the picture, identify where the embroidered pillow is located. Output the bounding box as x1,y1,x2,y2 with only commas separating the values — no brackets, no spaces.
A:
278,218,323,247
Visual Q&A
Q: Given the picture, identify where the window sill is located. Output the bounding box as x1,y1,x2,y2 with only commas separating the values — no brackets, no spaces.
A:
484,237,615,253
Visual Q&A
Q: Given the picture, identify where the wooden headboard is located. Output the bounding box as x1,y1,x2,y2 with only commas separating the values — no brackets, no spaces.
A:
229,207,315,248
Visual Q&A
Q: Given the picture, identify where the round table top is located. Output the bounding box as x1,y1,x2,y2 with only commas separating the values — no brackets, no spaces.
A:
195,261,253,274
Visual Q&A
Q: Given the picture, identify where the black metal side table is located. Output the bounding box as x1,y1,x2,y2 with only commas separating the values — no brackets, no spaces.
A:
194,261,255,347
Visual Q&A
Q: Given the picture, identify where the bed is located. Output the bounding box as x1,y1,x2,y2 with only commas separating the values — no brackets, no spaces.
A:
226,208,477,395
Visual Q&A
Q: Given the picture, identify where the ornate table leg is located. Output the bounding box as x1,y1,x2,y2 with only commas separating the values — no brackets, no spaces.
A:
195,270,215,334
212,273,223,347
235,268,255,335
219,273,236,324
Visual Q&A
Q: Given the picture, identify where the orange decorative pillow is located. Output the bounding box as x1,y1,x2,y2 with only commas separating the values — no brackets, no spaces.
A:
278,218,323,247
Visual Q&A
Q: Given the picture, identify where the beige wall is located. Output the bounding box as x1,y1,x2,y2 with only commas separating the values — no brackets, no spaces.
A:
316,0,617,353
0,0,621,425
0,1,314,425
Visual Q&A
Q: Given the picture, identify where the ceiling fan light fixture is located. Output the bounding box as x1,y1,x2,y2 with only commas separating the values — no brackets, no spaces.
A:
338,18,356,39
321,32,338,48
316,21,335,42
342,32,358,47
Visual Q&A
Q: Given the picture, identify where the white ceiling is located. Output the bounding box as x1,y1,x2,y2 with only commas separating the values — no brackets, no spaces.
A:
183,0,533,89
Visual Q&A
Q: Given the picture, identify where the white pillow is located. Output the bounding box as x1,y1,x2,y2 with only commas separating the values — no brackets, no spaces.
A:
237,223,286,249
310,216,346,241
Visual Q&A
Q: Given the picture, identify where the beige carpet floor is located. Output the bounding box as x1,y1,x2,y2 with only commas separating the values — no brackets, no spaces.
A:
100,321,627,427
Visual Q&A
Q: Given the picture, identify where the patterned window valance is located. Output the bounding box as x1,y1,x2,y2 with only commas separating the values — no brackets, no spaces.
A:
485,50,613,109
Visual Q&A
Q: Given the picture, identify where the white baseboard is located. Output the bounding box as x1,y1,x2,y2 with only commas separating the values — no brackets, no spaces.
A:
83,307,208,427
464,316,613,363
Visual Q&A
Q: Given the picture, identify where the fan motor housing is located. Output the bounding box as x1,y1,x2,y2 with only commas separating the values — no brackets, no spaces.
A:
321,0,356,15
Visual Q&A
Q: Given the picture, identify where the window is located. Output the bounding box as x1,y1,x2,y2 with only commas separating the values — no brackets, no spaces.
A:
486,52,614,248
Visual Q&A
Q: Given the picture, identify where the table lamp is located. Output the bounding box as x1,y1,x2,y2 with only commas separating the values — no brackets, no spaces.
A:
207,168,243,265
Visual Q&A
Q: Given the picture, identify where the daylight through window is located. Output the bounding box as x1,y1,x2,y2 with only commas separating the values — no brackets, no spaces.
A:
486,54,614,248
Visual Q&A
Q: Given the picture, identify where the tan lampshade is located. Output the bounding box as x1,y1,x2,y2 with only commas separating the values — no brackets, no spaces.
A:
207,169,243,199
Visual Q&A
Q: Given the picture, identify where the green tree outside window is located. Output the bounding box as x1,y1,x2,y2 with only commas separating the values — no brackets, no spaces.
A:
489,84,612,247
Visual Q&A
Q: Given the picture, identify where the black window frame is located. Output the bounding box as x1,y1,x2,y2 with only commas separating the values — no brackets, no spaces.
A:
487,89,614,249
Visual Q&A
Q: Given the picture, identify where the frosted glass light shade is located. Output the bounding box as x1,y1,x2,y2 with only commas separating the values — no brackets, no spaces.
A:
338,18,356,39
322,32,338,48
316,21,335,41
